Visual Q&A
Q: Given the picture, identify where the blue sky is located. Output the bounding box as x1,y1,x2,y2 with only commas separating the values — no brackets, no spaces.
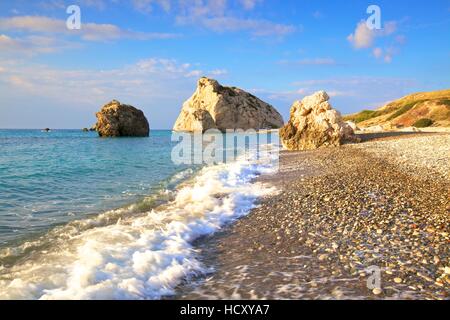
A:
0,0,449,129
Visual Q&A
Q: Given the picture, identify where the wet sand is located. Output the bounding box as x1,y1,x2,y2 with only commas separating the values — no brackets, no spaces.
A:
175,132,450,300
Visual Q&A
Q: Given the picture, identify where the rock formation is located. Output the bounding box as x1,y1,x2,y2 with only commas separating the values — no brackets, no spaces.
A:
95,100,150,137
173,77,284,132
280,91,358,150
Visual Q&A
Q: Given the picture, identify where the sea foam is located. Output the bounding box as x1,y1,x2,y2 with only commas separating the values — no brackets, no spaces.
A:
0,156,277,299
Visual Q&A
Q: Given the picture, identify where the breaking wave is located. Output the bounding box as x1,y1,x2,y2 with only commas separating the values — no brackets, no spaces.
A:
0,156,277,299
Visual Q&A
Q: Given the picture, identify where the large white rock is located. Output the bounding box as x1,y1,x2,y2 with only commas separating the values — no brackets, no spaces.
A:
173,77,284,132
280,91,358,150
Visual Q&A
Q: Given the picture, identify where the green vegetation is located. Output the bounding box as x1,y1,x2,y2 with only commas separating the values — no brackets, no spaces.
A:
386,100,423,121
439,99,450,107
344,89,450,127
344,108,393,123
345,110,375,123
413,118,434,128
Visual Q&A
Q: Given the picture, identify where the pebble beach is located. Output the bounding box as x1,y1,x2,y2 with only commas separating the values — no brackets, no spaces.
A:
175,132,450,300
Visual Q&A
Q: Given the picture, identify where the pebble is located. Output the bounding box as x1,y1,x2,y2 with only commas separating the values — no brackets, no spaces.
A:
318,254,328,261
372,288,382,295
178,135,450,300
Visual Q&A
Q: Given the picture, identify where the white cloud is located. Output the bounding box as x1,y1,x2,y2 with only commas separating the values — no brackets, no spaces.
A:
129,0,263,13
247,88,308,102
382,47,399,64
347,21,375,49
0,16,179,42
395,35,406,45
373,47,383,59
0,57,228,128
290,77,418,107
209,69,228,76
80,0,108,10
132,0,171,13
247,76,422,120
372,46,400,64
239,0,261,10
0,16,64,33
79,22,178,41
0,58,225,104
38,0,67,10
327,90,352,97
189,16,296,37
0,34,80,56
347,20,398,49
347,20,405,62
383,21,397,35
174,0,296,37
29,1,291,38
278,58,337,66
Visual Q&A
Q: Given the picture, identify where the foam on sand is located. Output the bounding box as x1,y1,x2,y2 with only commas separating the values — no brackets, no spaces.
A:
0,156,277,299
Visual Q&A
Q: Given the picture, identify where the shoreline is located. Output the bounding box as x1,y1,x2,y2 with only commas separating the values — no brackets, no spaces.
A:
0,130,448,299
175,132,450,300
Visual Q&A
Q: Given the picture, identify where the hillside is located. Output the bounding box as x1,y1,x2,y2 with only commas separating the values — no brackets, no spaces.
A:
344,89,450,128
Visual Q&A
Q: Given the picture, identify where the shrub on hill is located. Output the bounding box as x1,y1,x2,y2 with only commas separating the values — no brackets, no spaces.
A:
413,118,434,128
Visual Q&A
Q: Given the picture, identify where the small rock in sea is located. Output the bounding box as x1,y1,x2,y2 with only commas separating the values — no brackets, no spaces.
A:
394,278,402,284
95,100,150,137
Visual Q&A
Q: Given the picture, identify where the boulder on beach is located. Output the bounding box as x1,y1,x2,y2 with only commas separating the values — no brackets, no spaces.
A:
346,121,359,132
280,91,358,150
95,100,150,137
173,77,284,132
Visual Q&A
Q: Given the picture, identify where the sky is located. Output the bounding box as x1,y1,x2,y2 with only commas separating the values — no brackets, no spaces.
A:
0,0,449,129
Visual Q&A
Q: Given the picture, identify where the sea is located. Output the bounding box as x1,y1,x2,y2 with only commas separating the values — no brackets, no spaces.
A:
0,129,278,299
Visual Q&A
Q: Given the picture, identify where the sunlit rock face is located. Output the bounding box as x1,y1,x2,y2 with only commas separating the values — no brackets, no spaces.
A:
173,77,284,132
95,100,150,137
280,91,358,150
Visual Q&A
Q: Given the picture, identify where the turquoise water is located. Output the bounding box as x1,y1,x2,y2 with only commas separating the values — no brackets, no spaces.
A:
0,129,278,299
0,129,190,247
